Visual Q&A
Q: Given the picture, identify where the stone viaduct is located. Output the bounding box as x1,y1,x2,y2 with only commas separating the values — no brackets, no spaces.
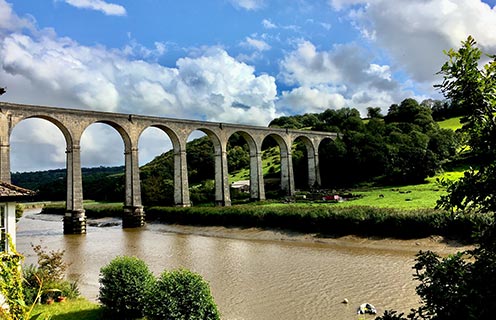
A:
0,102,337,234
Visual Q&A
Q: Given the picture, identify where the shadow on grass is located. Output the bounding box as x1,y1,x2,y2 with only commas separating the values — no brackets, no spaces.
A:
32,309,106,320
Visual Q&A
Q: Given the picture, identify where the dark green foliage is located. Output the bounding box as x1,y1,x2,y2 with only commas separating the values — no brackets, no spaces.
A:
145,205,490,241
98,258,220,320
405,227,496,320
227,145,249,173
0,239,25,320
367,107,383,119
424,99,464,121
186,136,215,183
375,310,409,320
189,180,215,205
292,139,309,189
145,269,220,320
22,243,79,305
12,166,125,202
41,203,123,218
272,103,458,188
98,256,155,319
378,36,496,320
269,113,321,129
140,148,175,206
435,36,496,215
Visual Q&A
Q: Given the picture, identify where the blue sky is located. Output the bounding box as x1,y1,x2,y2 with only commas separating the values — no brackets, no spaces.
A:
2,0,496,171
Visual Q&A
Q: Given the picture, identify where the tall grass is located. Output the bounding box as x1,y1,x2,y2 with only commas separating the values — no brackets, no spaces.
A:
146,205,492,241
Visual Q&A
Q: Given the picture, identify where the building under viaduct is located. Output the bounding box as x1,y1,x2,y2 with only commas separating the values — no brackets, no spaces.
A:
0,102,337,234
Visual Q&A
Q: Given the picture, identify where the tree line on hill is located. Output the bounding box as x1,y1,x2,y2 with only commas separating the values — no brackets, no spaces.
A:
274,97,460,188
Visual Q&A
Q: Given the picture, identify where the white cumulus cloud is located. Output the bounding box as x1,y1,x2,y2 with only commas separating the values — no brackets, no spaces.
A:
229,0,266,11
278,40,410,115
241,37,271,51
62,0,126,16
335,0,496,82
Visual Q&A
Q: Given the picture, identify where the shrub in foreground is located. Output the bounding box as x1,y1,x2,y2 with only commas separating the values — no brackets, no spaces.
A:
23,243,80,305
145,268,220,320
99,256,155,319
0,247,25,319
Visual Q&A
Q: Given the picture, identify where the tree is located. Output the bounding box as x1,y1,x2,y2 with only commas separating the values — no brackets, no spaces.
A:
435,35,496,165
436,36,496,213
376,36,496,320
367,106,383,119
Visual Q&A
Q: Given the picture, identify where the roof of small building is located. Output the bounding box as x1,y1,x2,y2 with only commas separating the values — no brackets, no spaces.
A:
0,181,36,198
231,180,250,187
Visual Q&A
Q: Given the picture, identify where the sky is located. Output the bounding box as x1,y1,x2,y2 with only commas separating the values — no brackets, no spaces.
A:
1,0,496,172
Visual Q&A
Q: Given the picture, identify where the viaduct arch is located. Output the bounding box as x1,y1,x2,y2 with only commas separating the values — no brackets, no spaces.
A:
0,102,337,234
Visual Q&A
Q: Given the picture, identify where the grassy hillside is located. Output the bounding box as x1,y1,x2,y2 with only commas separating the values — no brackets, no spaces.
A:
438,116,462,130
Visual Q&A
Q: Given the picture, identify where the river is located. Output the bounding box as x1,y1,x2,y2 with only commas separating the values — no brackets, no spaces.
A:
15,209,468,320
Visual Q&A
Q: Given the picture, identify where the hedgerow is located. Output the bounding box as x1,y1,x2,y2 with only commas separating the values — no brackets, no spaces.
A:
145,205,492,241
42,202,492,241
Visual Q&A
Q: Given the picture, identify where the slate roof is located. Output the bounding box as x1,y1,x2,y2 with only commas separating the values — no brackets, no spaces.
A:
0,181,35,198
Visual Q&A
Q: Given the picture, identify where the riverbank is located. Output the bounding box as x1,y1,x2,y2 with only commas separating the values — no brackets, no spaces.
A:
27,207,472,256
39,202,493,242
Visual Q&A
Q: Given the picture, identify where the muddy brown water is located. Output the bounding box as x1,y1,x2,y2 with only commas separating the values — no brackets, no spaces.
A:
16,209,469,320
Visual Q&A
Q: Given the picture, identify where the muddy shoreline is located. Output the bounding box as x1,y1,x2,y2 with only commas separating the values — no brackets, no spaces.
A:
25,209,472,255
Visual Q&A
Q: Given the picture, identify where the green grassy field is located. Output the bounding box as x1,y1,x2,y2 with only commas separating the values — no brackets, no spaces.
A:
333,170,465,209
31,298,104,320
437,116,462,130
229,148,281,182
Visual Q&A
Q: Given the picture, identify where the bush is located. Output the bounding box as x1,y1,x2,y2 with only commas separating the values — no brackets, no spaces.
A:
99,256,155,319
145,268,220,320
23,243,80,304
0,249,25,319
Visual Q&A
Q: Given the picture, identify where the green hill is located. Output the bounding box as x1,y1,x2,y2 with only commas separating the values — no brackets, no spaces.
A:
438,116,462,131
